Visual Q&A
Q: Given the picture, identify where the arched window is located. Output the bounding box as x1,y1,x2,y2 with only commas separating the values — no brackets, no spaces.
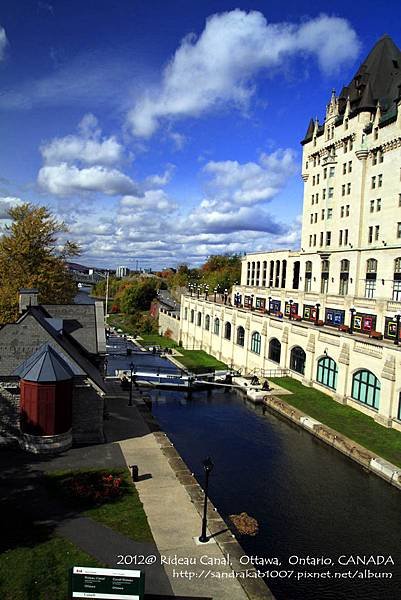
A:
340,259,350,272
214,317,220,335
205,315,210,331
351,370,380,410
281,260,287,288
268,338,281,363
184,307,188,320
224,321,231,340
321,260,330,294
317,356,338,390
190,309,194,323
339,260,350,295
236,326,245,346
290,346,306,374
305,261,312,292
197,311,202,327
251,331,261,354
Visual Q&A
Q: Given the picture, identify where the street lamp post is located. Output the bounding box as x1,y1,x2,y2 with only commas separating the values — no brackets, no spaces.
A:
394,311,401,346
197,286,200,299
315,302,321,325
224,288,228,305
128,362,135,406
349,306,356,334
250,294,254,310
199,457,214,543
205,285,209,300
268,296,272,315
288,299,293,320
214,287,218,302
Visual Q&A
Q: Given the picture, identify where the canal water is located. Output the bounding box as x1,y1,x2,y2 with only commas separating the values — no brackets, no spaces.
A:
148,388,401,600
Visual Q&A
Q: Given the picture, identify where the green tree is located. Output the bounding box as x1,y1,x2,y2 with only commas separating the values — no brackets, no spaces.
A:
0,203,80,323
120,279,158,313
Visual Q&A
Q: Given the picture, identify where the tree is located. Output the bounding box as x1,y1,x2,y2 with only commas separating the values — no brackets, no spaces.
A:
119,279,159,313
0,203,80,323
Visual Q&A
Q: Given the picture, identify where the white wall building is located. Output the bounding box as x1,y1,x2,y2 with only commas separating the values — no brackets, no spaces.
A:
175,35,401,431
116,266,130,278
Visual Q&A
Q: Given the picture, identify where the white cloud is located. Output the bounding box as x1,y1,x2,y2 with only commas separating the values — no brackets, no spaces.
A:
0,196,23,219
38,163,138,196
40,114,124,166
0,25,8,60
128,10,360,137
204,149,297,205
145,164,175,187
120,189,178,213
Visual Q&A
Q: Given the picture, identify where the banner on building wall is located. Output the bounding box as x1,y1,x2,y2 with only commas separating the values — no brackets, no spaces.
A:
303,305,317,322
384,317,401,340
269,299,281,314
325,308,345,327
284,302,298,316
353,313,376,333
255,297,266,310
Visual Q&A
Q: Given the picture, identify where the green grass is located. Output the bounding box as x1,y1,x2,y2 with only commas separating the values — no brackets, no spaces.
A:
140,333,227,372
45,468,153,542
0,536,103,600
270,377,401,467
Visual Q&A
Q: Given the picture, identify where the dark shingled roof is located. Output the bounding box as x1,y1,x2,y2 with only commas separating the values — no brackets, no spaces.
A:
302,35,401,143
339,34,401,115
14,343,74,382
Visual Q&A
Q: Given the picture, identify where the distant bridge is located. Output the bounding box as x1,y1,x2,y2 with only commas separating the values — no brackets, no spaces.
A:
70,271,106,285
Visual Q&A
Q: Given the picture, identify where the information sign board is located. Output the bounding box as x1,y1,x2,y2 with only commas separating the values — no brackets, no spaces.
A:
70,566,145,600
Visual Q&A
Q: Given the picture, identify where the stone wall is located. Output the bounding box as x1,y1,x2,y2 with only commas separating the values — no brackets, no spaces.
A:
72,380,105,445
158,308,181,343
0,383,20,442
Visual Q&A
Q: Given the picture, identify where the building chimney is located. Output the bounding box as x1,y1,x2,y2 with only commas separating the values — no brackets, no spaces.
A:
19,289,39,314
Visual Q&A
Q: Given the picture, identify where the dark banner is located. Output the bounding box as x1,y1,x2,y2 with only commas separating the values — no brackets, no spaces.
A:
285,302,298,316
384,317,401,340
303,304,317,322
269,299,281,314
353,313,376,333
325,308,345,327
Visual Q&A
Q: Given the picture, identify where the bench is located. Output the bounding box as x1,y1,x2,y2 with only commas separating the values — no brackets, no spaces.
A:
338,324,350,333
369,330,383,340
314,320,324,326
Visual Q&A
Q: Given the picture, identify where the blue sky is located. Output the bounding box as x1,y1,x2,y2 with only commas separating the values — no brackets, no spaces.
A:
1,1,400,269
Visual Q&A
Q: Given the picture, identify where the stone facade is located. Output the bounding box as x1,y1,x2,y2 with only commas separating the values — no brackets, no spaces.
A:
158,308,181,343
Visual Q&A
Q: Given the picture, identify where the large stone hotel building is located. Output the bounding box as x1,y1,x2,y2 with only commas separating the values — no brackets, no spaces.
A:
161,35,401,430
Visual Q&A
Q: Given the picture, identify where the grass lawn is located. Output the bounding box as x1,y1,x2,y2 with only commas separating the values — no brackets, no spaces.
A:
0,536,102,600
45,468,153,542
270,377,401,467
140,333,227,372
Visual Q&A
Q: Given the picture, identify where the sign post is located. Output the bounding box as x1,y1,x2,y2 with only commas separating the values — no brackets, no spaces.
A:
70,566,145,599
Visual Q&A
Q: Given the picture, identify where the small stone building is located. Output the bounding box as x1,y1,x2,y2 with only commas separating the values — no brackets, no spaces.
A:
0,289,106,453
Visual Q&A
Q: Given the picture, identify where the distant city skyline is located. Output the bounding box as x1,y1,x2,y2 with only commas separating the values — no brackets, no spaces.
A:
1,1,400,269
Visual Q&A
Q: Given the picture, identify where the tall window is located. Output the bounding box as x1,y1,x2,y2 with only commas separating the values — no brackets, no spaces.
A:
351,370,380,410
224,321,232,340
197,311,202,326
262,261,267,286
184,307,188,320
205,315,210,331
339,259,349,296
251,331,261,354
365,259,377,299
290,346,306,374
214,318,220,335
236,326,245,347
246,262,250,285
268,338,281,363
317,356,338,390
305,261,312,292
190,309,194,323
393,258,401,301
321,260,330,294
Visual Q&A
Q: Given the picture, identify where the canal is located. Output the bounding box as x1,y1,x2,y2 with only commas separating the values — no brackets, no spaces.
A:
148,387,401,600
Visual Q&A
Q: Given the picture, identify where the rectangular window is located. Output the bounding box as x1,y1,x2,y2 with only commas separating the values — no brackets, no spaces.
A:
320,232,323,246
324,167,327,179
310,214,314,224
342,184,346,196
372,153,377,166
371,176,376,189
378,174,383,187
340,206,344,218
311,194,314,205
339,276,349,296
370,199,375,213
365,279,376,299
315,193,319,203
377,198,381,211
348,161,352,173
399,193,401,207
321,209,325,220
317,174,320,184
374,127,378,140
379,150,383,163
343,163,347,175
309,234,312,246
327,208,332,219
313,175,315,185
347,183,351,195
329,166,335,177
323,189,326,200
393,281,401,302
326,231,331,246
328,187,334,199
349,139,353,151
368,226,373,244
344,229,349,245
339,230,343,245
397,222,401,238
313,234,317,246
321,275,329,294
375,225,380,241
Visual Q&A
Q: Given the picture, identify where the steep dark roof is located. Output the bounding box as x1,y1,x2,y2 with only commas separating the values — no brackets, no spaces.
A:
14,343,74,382
339,35,401,115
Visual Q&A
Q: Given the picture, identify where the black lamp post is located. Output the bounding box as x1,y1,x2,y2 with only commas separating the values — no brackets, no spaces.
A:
224,288,228,305
288,298,293,320
394,311,401,346
128,361,135,406
214,287,218,302
268,296,272,315
189,284,193,297
199,456,214,543
250,294,254,309
205,285,209,300
315,302,321,325
197,286,200,299
349,306,356,334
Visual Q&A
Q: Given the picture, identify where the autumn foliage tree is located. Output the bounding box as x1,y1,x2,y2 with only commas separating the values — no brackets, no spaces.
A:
0,203,80,323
